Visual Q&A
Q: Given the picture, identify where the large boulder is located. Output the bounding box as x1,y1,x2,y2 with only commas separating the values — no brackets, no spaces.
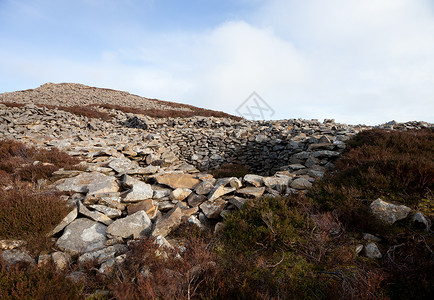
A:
56,218,107,255
106,211,152,239
370,198,411,225
54,172,119,195
156,173,200,189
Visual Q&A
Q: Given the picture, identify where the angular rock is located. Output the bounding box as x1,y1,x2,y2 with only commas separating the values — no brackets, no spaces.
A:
243,174,264,187
413,211,430,231
227,196,248,209
290,178,312,190
107,155,139,173
153,186,172,199
263,176,291,193
236,187,265,199
49,206,78,236
0,239,25,250
51,251,70,271
200,198,226,219
78,201,113,225
106,211,152,239
89,205,122,218
370,198,411,225
194,180,214,195
170,188,192,201
208,185,235,201
123,180,153,203
187,193,207,207
56,218,107,255
156,173,200,189
78,244,127,265
152,207,183,237
127,199,158,219
55,172,119,195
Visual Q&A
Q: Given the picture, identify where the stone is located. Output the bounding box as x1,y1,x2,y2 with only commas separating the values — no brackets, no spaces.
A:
156,173,200,189
229,177,243,189
364,242,382,259
413,212,430,231
89,205,122,218
78,201,113,225
152,207,183,237
243,174,264,187
363,233,381,242
51,251,70,270
170,188,192,201
263,176,291,193
200,198,226,219
290,177,312,190
49,206,78,236
153,186,172,199
107,155,139,173
54,172,119,195
194,180,215,195
122,180,153,203
236,187,266,199
78,244,127,265
208,185,235,201
370,198,411,225
0,239,25,250
187,193,207,207
1,250,35,268
106,211,152,239
127,199,158,219
56,218,107,255
227,196,248,209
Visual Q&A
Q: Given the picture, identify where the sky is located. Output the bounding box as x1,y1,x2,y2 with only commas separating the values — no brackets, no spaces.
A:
0,0,433,125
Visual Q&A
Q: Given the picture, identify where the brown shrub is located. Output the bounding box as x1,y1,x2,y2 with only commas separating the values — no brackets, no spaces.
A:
0,185,71,253
0,102,26,108
211,163,250,178
0,259,86,300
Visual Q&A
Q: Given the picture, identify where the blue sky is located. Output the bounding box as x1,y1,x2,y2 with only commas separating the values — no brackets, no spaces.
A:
1,0,433,125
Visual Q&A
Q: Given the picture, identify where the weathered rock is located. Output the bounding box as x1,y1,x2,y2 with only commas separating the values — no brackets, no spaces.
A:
170,188,192,201
122,180,153,203
89,204,122,218
106,211,152,239
127,199,159,219
78,244,127,265
227,196,248,209
107,155,139,173
370,198,411,225
208,185,235,201
49,206,78,236
78,201,113,225
0,239,25,250
200,198,226,219
156,173,200,189
195,180,215,195
153,186,172,199
152,207,183,237
290,177,312,190
413,212,430,231
263,176,291,193
236,187,266,199
363,233,381,242
56,218,107,255
55,172,119,195
187,193,207,207
52,251,70,270
1,250,35,268
243,174,264,187
364,242,382,259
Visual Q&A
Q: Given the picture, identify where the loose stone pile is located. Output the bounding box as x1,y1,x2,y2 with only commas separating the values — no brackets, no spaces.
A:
0,84,432,277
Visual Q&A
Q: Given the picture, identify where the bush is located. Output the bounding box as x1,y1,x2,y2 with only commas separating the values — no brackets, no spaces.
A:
0,140,81,182
211,163,250,178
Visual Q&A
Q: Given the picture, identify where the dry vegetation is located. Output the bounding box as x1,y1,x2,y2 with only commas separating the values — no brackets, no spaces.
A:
0,129,433,299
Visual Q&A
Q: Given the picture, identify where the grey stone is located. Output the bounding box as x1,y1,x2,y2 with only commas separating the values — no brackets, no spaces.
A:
106,211,152,239
123,180,153,203
56,218,107,255
243,174,264,187
78,244,127,265
236,187,265,199
170,188,192,201
54,172,119,195
89,205,122,218
152,207,183,237
290,177,312,190
208,185,235,201
49,206,78,236
195,180,214,195
370,198,411,225
200,198,226,219
107,155,139,173
78,201,113,225
1,250,35,268
364,242,382,259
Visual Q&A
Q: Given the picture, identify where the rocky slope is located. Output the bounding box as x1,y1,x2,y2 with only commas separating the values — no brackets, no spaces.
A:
0,83,432,297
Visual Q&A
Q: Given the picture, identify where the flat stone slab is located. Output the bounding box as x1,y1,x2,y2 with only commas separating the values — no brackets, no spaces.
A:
50,206,78,236
236,187,265,199
54,172,119,195
156,173,200,189
122,180,154,203
56,218,107,255
152,207,183,237
106,211,152,239
208,186,235,201
107,155,139,173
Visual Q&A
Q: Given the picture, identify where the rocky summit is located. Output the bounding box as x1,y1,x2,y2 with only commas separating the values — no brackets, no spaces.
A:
0,83,433,298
